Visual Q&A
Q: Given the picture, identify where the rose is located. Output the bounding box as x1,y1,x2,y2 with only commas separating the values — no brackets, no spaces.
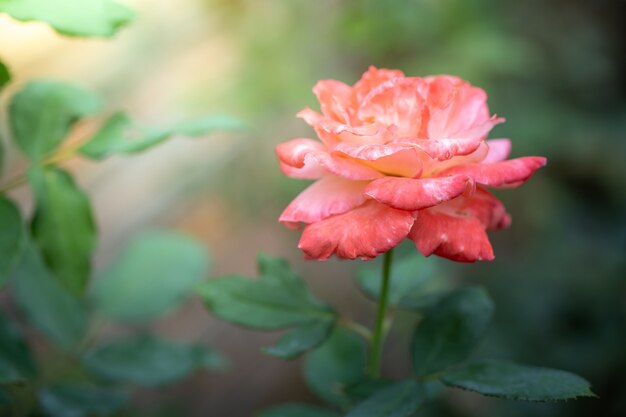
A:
276,67,546,262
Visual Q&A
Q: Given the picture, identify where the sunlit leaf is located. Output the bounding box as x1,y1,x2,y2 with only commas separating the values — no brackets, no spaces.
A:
304,328,366,408
346,380,439,417
11,242,87,349
38,383,129,417
90,231,209,322
0,312,36,384
411,287,494,376
83,335,225,386
0,0,134,38
9,81,100,160
441,359,595,401
198,253,334,330
80,111,245,160
0,196,24,287
29,167,96,295
256,404,340,417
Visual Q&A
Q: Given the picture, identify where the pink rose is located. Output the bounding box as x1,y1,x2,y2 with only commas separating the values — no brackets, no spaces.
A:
276,67,546,262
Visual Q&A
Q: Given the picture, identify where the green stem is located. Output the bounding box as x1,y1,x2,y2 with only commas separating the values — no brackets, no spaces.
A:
368,248,394,378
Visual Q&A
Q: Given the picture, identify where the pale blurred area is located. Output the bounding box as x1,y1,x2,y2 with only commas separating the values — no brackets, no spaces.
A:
1,0,625,416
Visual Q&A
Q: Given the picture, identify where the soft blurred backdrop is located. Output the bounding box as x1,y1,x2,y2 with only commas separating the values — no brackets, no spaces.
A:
1,0,624,416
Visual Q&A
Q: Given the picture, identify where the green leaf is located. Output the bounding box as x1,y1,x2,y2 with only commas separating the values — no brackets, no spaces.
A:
38,383,129,417
0,312,36,384
11,242,87,349
9,80,101,160
0,0,134,38
346,380,438,417
263,319,335,360
0,61,9,90
29,167,96,295
256,404,340,417
304,328,367,408
356,254,439,306
0,196,25,287
441,359,596,401
79,111,245,160
198,253,334,330
411,286,494,376
83,335,225,386
90,231,209,322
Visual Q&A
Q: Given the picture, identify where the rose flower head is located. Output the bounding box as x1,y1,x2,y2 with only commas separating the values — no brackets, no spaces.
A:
276,67,546,262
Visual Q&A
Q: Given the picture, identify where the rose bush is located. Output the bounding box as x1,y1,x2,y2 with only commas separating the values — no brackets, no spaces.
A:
277,67,546,262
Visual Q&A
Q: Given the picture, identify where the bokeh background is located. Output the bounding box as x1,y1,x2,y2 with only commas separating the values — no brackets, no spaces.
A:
1,0,624,416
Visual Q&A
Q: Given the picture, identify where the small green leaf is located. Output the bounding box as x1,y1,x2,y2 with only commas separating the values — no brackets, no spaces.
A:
0,312,36,384
90,231,209,322
11,242,87,349
0,61,10,90
256,404,340,417
304,328,367,408
263,319,335,360
29,167,96,295
356,254,440,306
80,112,245,160
0,0,134,38
0,196,25,287
198,253,334,330
9,81,101,160
346,380,438,417
83,335,224,386
38,383,129,417
441,359,595,401
411,286,494,376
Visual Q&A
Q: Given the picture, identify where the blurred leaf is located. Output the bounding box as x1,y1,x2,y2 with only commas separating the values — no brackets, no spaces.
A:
198,253,334,330
91,231,209,322
441,359,595,401
80,112,245,160
9,81,100,160
411,287,494,376
344,378,395,403
346,380,437,417
11,242,87,349
304,328,366,409
83,335,225,386
0,0,134,38
356,254,439,307
29,167,96,295
262,319,335,360
256,404,340,417
0,61,9,90
38,383,129,417
0,196,24,287
0,312,36,384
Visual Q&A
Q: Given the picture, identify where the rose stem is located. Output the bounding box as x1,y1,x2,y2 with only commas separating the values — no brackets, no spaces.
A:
368,247,394,378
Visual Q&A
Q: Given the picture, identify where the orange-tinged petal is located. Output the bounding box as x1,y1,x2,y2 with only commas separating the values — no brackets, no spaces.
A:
441,156,547,188
298,200,415,260
313,80,355,123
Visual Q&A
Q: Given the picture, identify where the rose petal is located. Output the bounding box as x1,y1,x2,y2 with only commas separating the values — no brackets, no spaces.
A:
408,189,510,262
365,174,473,211
279,176,368,229
441,156,547,188
353,66,405,101
333,142,423,177
276,138,383,180
298,200,415,261
483,139,512,163
313,80,354,123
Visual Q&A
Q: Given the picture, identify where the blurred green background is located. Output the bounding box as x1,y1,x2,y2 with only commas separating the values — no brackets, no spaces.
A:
2,0,624,416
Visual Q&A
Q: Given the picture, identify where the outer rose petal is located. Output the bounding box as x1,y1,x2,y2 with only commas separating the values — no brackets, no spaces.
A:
279,176,368,229
441,156,547,188
483,139,512,163
313,80,354,123
276,138,383,180
364,174,473,211
409,189,510,262
298,200,415,261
